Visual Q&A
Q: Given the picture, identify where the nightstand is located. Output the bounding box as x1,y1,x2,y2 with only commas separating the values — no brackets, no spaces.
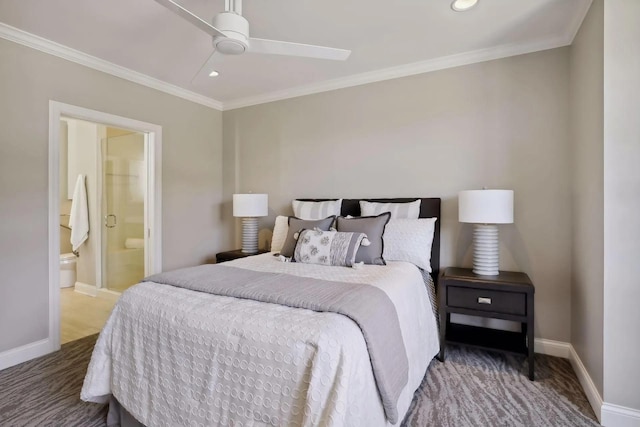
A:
439,267,535,380
215,249,269,263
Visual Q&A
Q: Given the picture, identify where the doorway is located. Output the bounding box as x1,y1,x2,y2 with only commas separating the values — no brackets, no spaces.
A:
49,101,162,350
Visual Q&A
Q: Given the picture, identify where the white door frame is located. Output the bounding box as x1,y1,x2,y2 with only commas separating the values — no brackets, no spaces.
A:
48,100,162,352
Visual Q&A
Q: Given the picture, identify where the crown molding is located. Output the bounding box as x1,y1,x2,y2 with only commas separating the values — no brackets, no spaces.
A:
222,34,571,111
223,1,593,110
565,0,594,45
0,23,223,111
2,1,592,114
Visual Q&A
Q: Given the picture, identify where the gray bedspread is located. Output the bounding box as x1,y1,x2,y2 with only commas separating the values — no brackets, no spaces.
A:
144,264,409,423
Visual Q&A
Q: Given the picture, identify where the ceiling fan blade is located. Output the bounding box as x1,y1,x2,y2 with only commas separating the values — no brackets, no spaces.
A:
191,49,219,83
248,38,351,61
154,0,226,38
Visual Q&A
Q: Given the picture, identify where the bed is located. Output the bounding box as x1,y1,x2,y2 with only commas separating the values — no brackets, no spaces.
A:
81,197,441,426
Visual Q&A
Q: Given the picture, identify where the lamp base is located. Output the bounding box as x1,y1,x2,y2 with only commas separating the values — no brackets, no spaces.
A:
241,217,259,254
472,224,500,276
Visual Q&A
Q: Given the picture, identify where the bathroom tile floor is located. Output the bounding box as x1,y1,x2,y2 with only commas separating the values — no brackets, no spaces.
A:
60,289,118,344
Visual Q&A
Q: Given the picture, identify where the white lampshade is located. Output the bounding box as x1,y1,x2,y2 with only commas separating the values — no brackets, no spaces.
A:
233,194,268,217
459,190,514,224
458,189,514,275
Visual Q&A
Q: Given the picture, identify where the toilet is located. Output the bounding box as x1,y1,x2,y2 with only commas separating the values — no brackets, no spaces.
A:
60,253,77,288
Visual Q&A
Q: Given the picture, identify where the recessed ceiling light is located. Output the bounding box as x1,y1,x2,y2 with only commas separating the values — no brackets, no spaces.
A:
208,70,220,77
451,0,478,12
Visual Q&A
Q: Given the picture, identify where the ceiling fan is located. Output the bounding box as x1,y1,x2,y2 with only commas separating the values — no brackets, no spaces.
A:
154,0,351,79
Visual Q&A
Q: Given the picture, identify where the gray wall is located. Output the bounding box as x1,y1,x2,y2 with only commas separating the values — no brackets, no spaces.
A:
224,48,573,342
603,0,640,411
569,0,604,396
0,38,226,353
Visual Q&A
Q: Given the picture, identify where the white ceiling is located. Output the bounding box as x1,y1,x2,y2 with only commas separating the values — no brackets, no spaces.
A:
0,0,591,109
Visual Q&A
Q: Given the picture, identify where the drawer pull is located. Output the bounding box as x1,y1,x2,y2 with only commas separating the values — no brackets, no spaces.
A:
478,297,492,305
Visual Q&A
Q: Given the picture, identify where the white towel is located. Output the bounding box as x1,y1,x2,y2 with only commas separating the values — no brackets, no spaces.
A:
69,174,89,252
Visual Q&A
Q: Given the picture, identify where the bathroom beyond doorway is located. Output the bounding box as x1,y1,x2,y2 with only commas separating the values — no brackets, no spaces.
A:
48,101,162,355
60,120,147,295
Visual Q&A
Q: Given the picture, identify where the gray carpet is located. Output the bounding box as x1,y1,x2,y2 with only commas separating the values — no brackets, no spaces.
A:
403,345,599,427
0,334,107,427
0,336,599,427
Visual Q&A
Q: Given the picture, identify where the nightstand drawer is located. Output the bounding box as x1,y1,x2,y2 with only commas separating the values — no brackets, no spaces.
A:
447,285,526,316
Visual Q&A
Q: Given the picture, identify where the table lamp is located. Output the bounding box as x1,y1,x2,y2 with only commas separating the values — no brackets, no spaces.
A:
233,193,268,253
458,189,514,276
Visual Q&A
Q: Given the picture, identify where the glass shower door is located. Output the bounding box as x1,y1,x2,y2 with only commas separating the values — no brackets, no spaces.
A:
101,131,146,293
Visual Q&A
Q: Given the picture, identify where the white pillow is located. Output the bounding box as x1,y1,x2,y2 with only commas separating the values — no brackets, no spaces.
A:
292,199,342,220
383,218,437,272
270,215,289,253
360,200,421,219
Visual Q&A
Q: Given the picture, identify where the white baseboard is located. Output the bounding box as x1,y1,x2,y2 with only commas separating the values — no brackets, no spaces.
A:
534,338,571,358
74,281,98,297
74,282,121,303
0,338,55,371
97,288,121,303
569,345,603,422
536,342,640,427
0,284,119,372
532,339,604,423
601,403,640,427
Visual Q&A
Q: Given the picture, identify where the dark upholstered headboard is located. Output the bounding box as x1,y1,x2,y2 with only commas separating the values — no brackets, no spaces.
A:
297,198,442,280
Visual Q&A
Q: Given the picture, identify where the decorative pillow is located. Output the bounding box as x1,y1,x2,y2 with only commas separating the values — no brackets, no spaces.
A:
383,218,437,272
360,200,421,219
280,216,335,258
293,229,366,267
292,199,342,220
270,215,289,253
336,212,391,265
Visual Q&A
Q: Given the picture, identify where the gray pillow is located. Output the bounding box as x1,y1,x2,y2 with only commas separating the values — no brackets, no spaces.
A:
280,216,336,258
336,212,391,265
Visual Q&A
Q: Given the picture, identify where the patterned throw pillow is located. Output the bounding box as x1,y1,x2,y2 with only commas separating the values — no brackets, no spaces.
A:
293,229,366,267
279,216,336,258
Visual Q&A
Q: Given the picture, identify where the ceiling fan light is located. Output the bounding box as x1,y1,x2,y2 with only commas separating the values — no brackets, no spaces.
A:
451,0,478,12
216,38,247,55
208,70,219,77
